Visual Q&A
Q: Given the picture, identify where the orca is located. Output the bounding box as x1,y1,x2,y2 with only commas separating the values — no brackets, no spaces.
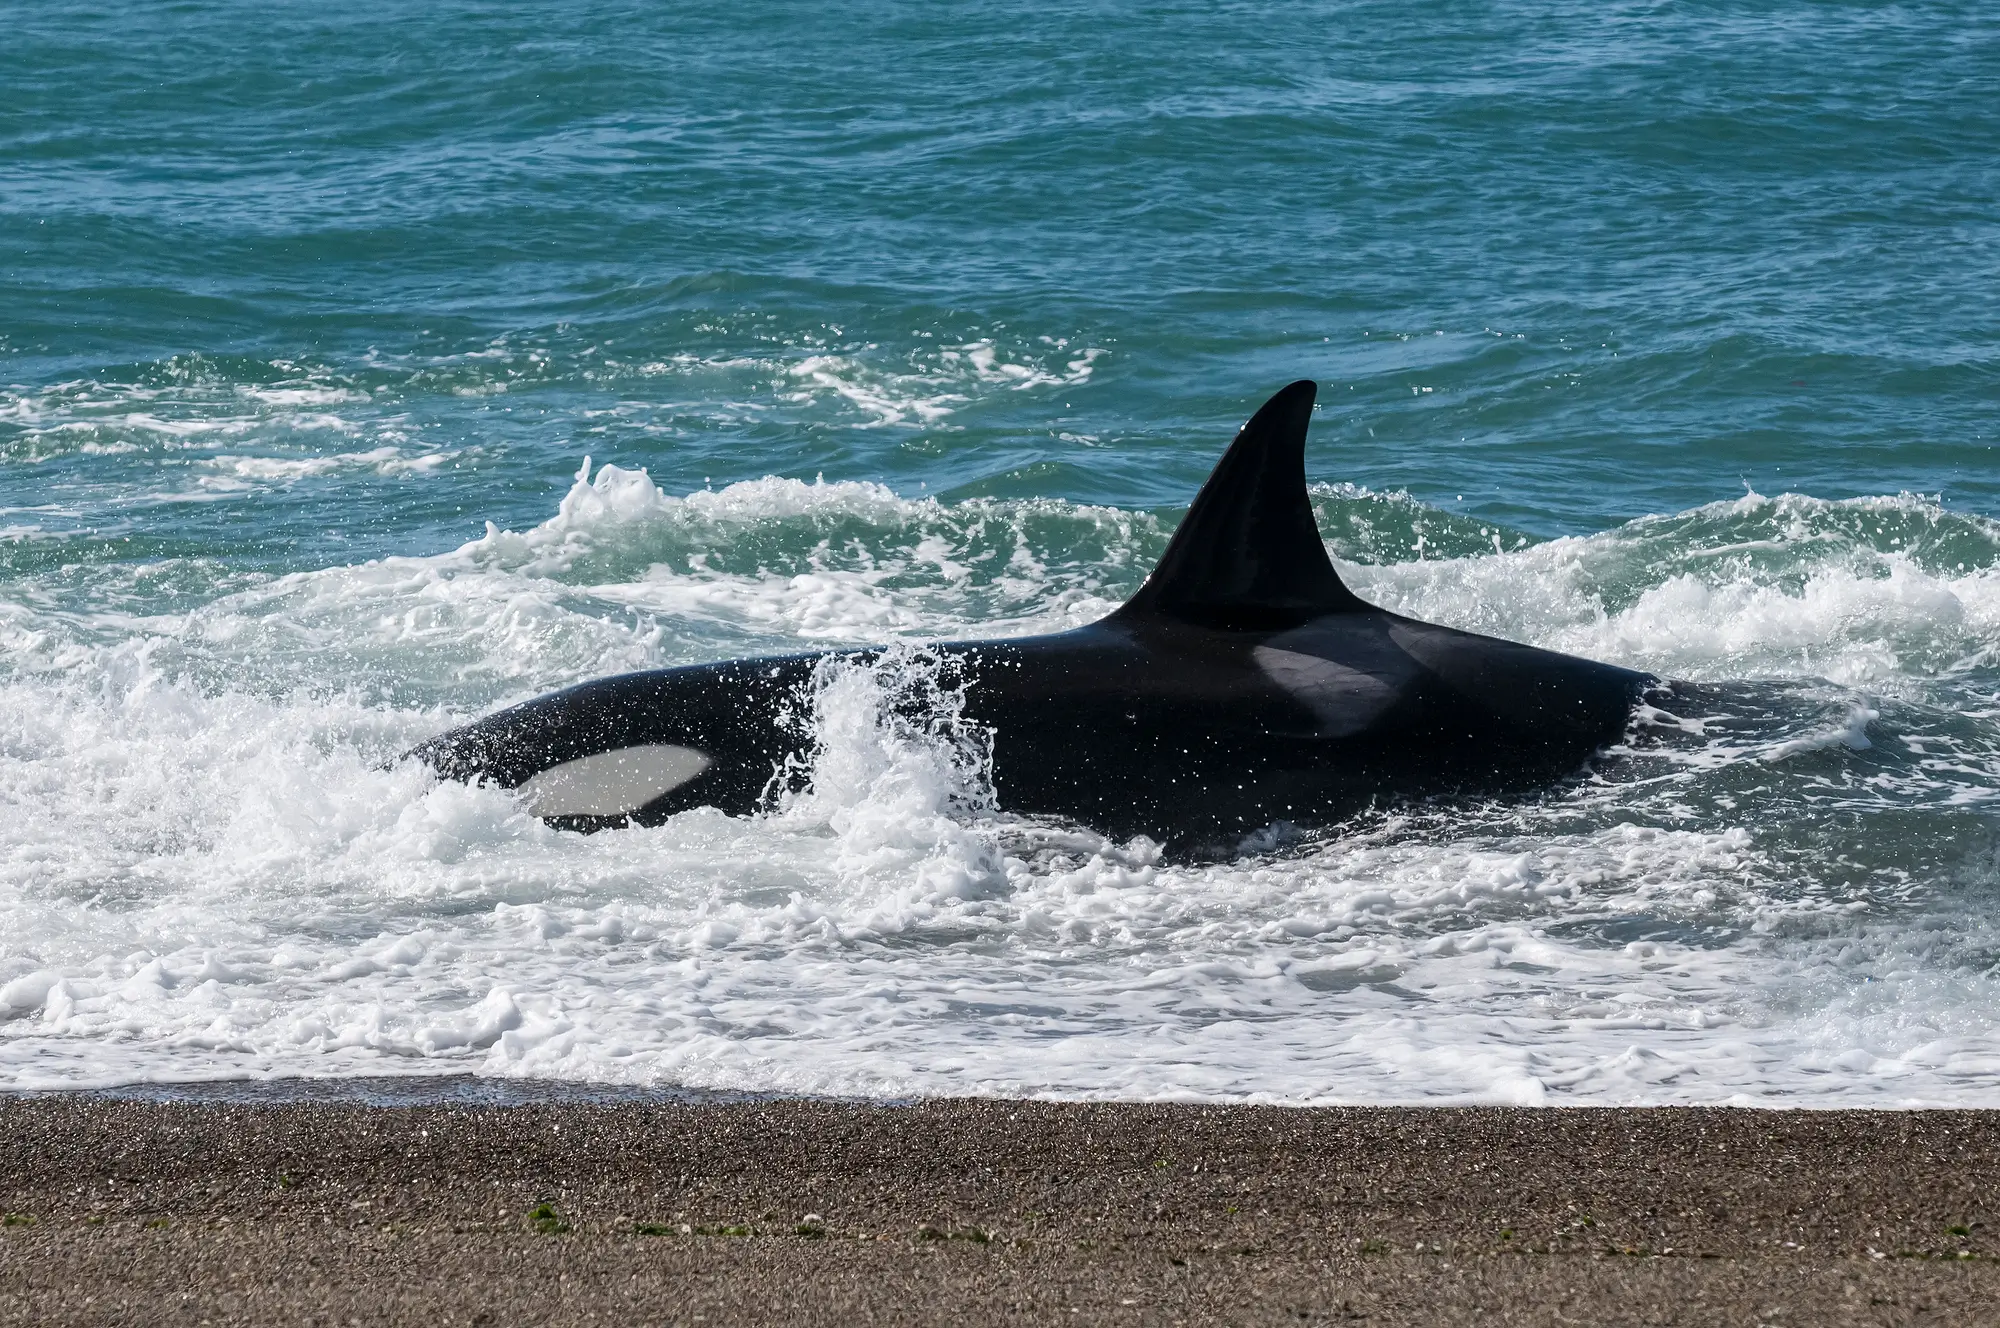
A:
408,381,1654,851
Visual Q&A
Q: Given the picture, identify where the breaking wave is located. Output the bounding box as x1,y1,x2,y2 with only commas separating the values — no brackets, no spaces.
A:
5,466,2000,1102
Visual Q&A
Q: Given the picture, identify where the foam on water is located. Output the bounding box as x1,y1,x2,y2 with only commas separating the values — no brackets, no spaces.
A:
6,466,2000,1101
1,328,1105,477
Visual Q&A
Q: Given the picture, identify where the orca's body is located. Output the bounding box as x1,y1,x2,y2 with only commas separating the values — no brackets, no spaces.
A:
410,382,1653,850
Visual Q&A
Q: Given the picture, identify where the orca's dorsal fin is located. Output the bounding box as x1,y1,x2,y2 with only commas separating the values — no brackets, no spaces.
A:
1113,380,1368,630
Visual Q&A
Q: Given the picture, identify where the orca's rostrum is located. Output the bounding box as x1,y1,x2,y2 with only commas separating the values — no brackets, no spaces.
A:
409,381,1654,849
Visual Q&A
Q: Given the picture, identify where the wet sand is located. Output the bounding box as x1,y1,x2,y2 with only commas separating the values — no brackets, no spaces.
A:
2,1094,1996,1325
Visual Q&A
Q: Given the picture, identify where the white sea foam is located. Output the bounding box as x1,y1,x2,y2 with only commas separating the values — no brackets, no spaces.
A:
5,474,2000,1100
1349,489,2000,689
625,334,1104,429
202,448,452,483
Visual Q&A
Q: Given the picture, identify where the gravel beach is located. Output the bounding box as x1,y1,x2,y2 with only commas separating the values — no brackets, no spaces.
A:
3,1094,1997,1324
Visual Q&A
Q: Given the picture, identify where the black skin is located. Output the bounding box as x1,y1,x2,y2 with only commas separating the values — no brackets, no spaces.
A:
407,380,1656,854
407,610,1649,853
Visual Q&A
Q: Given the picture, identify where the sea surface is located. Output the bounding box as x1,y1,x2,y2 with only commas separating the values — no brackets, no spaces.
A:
5,0,2000,1103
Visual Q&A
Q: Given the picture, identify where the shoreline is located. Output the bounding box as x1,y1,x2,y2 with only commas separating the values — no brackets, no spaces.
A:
1,1073,791,1108
9,1071,1993,1111
4,1097,1998,1325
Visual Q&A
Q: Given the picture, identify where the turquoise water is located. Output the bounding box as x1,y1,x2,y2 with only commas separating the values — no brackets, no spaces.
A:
11,2,1998,551
4,2,2000,1101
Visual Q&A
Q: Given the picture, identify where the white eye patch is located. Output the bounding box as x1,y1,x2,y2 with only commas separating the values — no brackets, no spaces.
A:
513,744,712,819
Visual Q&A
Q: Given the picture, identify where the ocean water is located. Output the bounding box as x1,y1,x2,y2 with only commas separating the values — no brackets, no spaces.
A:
5,0,2000,1103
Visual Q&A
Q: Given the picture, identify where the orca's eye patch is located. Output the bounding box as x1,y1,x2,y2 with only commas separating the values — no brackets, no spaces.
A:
513,745,712,819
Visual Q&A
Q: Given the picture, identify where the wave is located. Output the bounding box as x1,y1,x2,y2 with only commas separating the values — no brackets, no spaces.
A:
5,467,2000,1100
